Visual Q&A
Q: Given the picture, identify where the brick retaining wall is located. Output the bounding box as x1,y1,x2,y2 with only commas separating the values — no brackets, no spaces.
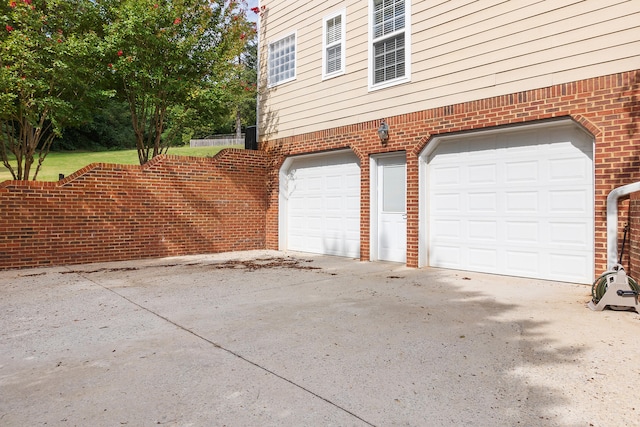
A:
0,150,268,269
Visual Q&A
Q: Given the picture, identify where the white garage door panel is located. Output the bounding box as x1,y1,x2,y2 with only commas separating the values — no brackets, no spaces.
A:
506,221,538,242
468,247,497,269
549,221,588,246
428,124,593,283
506,251,538,275
469,220,497,240
284,152,360,258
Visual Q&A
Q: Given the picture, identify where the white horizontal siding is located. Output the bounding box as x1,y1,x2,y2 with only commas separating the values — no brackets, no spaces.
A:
260,0,640,140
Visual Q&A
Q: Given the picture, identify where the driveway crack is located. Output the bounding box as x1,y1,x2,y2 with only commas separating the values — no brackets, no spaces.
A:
69,268,377,427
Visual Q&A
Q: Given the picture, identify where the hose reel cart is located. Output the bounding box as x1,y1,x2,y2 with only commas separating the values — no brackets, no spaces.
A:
589,224,640,312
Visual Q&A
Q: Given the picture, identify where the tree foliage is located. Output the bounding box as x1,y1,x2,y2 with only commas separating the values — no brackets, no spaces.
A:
55,99,135,151
0,0,103,180
186,34,257,140
102,0,252,165
228,36,257,137
0,0,256,178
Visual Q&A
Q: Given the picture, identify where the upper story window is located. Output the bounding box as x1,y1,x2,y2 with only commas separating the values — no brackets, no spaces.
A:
369,0,411,90
322,10,346,79
269,32,296,87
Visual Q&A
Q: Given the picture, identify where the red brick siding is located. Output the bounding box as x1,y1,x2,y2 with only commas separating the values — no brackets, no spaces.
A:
263,70,640,277
0,150,268,270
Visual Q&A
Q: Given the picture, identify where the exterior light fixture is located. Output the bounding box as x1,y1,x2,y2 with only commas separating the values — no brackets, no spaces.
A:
378,119,389,143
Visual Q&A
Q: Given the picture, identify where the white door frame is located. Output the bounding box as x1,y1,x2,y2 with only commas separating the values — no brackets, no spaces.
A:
370,152,406,262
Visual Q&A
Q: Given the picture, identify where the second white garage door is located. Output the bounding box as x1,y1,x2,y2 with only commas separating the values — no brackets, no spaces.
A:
280,151,360,258
423,121,594,283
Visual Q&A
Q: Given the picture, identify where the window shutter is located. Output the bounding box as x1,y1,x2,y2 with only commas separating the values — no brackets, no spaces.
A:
326,16,341,45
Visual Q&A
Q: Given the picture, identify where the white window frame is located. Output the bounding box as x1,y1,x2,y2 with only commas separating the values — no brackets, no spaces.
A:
368,0,411,91
322,9,346,80
268,31,297,87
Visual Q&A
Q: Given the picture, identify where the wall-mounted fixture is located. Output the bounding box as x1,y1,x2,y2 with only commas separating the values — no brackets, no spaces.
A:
378,119,389,144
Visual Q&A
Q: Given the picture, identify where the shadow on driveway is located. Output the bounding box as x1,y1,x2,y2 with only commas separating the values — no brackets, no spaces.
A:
1,250,639,426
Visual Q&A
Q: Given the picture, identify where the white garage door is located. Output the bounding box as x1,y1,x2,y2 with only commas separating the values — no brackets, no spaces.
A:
282,151,360,257
426,122,593,283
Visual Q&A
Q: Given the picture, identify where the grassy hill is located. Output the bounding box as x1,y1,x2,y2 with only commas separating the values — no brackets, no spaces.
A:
0,145,243,182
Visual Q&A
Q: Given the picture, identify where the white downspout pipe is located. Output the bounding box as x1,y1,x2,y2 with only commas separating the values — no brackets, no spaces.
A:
606,181,640,269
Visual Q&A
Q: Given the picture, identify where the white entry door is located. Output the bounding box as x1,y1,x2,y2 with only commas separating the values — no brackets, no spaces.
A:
377,155,406,262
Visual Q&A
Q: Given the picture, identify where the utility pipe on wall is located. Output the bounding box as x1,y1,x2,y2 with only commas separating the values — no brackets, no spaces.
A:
606,181,640,270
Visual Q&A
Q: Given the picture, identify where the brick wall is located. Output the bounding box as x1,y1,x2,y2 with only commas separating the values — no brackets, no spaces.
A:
0,150,268,270
262,70,640,277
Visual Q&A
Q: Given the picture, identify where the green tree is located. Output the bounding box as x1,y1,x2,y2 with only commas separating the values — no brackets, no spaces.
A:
55,99,135,151
229,36,257,137
182,31,257,141
102,0,251,165
0,0,103,180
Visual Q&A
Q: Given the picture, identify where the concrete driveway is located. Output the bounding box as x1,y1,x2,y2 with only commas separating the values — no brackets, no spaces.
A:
1,250,639,426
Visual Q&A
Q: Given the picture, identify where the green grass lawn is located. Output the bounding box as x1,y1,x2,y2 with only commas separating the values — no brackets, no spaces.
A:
0,145,243,182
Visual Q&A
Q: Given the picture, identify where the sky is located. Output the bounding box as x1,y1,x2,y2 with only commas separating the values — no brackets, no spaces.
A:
246,0,259,22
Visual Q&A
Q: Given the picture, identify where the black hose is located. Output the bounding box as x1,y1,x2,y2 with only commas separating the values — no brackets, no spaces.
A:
619,223,629,265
